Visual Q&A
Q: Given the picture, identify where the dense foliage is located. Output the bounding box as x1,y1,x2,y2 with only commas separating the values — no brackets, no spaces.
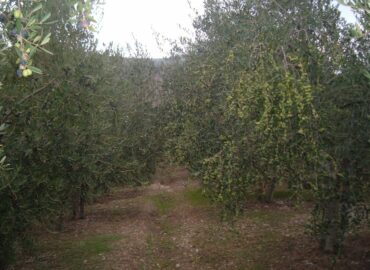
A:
162,0,369,253
0,1,162,267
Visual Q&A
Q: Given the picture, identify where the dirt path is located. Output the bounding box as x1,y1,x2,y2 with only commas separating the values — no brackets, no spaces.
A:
15,166,370,270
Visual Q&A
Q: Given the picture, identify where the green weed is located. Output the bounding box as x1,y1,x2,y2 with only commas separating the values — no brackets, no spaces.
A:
184,188,210,207
151,194,177,214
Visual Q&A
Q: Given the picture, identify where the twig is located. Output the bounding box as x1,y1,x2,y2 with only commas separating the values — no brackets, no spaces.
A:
17,79,56,105
2,79,56,123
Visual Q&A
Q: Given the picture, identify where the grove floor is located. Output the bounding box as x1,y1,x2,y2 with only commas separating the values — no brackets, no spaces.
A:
15,166,370,270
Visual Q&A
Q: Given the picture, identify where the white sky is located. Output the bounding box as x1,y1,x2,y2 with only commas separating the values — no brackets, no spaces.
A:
98,0,356,58
98,0,204,57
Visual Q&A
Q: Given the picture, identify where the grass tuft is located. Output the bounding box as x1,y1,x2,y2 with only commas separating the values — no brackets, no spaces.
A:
35,234,122,270
184,188,210,207
151,194,177,214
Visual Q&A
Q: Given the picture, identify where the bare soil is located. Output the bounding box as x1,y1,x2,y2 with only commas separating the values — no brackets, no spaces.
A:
14,166,370,270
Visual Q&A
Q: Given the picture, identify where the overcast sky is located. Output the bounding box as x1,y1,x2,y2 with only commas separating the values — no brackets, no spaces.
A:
98,0,357,58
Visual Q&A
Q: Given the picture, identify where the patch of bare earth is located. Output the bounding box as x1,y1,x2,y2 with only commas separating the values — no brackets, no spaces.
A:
15,166,370,270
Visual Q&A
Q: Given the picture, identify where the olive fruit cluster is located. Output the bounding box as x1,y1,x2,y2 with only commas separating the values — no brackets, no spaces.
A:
11,9,33,78
16,48,33,78
78,13,91,30
13,9,22,19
